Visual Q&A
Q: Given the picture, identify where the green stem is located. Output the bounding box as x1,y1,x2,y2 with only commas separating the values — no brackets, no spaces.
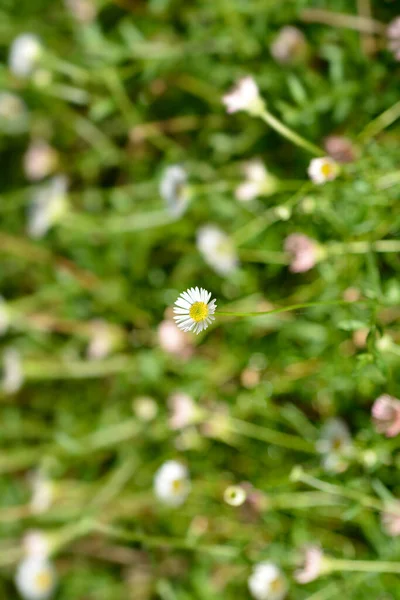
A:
227,417,315,453
329,240,400,255
358,99,400,142
218,299,362,318
326,557,400,575
260,110,323,156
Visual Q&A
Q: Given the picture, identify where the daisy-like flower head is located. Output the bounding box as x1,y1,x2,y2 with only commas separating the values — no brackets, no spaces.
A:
159,165,190,218
173,287,216,335
381,500,400,537
23,531,51,559
23,140,58,182
0,92,29,135
294,545,324,584
222,76,265,116
9,33,43,79
153,460,190,507
270,26,308,65
197,225,238,276
235,159,278,202
28,175,68,239
372,394,400,438
248,561,288,600
223,485,247,507
308,157,339,185
284,233,318,273
2,347,24,394
316,418,352,473
15,555,56,600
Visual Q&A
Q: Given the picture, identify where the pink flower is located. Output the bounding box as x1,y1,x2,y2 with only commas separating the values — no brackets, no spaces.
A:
295,545,324,584
168,392,196,430
387,17,400,61
372,394,400,437
324,135,357,164
222,77,264,115
381,501,400,536
157,319,192,358
284,234,317,273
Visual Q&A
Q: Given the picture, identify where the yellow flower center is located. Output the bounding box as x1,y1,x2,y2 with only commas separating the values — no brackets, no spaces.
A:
270,577,284,592
35,570,51,592
189,301,209,323
321,163,334,178
171,478,183,494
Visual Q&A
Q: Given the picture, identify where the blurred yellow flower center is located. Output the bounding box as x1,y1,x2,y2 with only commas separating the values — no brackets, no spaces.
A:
189,302,208,322
321,163,334,177
35,570,51,591
171,478,183,494
270,577,284,592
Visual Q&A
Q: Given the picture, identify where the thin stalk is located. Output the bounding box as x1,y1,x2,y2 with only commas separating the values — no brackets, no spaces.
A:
326,557,400,575
358,99,400,142
259,110,323,156
218,299,362,318
227,417,315,453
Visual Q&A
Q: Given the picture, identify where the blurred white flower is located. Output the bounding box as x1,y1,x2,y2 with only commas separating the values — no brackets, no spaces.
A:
2,347,23,394
387,17,400,61
30,472,54,515
23,140,58,182
317,418,352,473
308,157,339,185
248,562,288,600
372,394,400,438
197,225,238,276
224,485,247,507
168,392,196,430
23,531,51,559
235,159,278,202
9,33,42,79
284,233,318,273
157,319,192,358
222,76,265,115
381,500,400,536
154,460,190,507
86,320,116,361
295,545,324,584
173,287,217,335
160,165,190,218
132,396,158,422
0,92,29,134
270,26,307,64
64,0,97,23
15,555,56,600
28,175,68,239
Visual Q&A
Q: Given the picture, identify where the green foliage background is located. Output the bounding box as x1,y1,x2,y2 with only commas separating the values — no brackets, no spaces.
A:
1,0,400,598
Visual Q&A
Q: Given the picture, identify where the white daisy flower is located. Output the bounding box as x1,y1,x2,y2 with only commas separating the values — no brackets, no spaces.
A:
0,92,29,135
2,347,24,394
15,555,56,600
9,33,43,79
222,76,265,115
224,485,247,507
317,418,352,473
86,320,117,361
197,225,238,276
153,460,190,507
173,287,217,335
235,159,278,202
248,562,288,600
307,157,339,185
28,175,68,239
23,531,51,559
23,140,58,182
159,165,190,218
270,26,308,65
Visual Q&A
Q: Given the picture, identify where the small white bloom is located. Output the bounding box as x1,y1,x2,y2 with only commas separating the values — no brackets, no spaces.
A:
15,556,56,600
28,175,68,239
197,225,238,276
30,473,53,515
154,460,190,507
307,157,339,185
270,26,307,65
222,76,265,115
173,287,217,335
86,320,115,361
23,140,58,182
168,392,196,430
9,33,42,79
295,545,324,584
235,159,278,202
317,418,352,473
160,165,190,218
132,396,158,422
0,92,29,135
23,531,51,559
248,562,288,600
224,485,247,507
2,347,23,394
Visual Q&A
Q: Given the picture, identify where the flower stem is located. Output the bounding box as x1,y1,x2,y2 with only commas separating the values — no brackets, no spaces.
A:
227,417,315,453
259,110,323,156
325,557,400,575
218,299,362,318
